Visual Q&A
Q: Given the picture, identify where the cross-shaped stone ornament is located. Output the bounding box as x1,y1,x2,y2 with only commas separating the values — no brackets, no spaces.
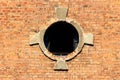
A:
29,7,94,71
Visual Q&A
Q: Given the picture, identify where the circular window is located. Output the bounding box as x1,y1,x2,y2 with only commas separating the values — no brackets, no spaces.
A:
44,21,79,56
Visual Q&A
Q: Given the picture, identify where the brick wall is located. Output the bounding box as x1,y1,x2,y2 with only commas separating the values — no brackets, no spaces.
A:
0,0,120,80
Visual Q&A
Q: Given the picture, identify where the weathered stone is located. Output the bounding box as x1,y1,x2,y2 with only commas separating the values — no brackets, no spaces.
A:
54,58,68,71
56,7,68,20
84,33,94,45
29,32,40,45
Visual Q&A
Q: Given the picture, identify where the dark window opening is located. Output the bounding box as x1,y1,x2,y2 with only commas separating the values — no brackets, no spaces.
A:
44,21,79,55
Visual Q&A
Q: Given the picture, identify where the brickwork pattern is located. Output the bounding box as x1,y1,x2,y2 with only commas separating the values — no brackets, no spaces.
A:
0,0,120,80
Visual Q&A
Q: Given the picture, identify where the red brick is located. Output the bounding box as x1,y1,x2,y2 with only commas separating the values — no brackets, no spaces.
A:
0,0,120,80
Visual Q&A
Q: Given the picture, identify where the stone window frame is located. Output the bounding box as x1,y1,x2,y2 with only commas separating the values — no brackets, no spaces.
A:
39,20,84,61
29,7,93,70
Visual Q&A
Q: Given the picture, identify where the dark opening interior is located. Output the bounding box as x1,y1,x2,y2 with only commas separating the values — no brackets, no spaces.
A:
44,21,79,55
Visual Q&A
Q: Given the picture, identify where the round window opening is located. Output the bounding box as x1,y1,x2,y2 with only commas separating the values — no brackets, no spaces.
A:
44,21,79,56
